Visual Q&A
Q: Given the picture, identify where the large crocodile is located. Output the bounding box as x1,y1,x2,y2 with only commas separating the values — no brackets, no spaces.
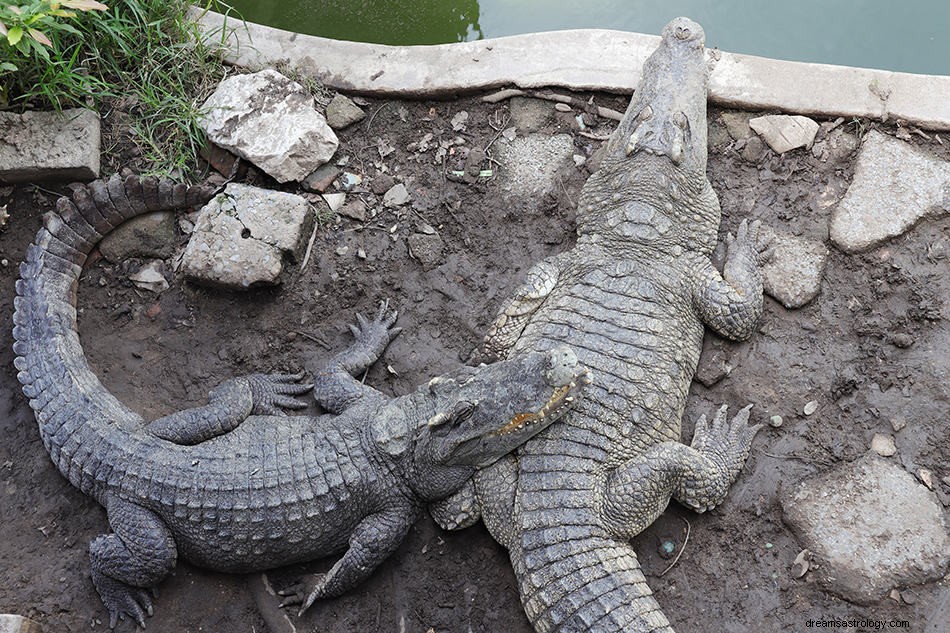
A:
435,17,771,632
12,175,589,628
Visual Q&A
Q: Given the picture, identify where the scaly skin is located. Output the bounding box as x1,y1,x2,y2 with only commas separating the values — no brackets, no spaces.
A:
438,18,770,633
13,175,589,628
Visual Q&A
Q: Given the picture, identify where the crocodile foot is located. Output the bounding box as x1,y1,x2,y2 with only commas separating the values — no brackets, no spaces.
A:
726,218,775,266
91,569,154,629
349,299,402,350
684,403,762,512
247,372,313,415
277,572,327,616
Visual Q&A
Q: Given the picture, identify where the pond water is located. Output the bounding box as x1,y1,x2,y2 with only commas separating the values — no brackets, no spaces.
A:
220,0,949,76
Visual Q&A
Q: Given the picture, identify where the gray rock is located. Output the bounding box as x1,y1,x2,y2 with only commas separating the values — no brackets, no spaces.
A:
781,454,950,604
495,133,575,200
0,614,42,633
301,162,342,193
693,335,733,388
740,136,766,163
129,260,169,294
181,183,314,289
0,108,100,184
99,212,177,262
830,131,950,253
870,433,897,457
509,97,554,133
199,69,338,183
749,114,819,153
383,183,410,207
760,226,829,309
408,232,445,270
720,111,755,140
325,93,366,130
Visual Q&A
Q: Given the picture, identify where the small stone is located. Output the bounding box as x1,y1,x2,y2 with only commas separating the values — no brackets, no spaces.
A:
694,337,733,388
720,111,755,140
890,416,907,432
408,232,444,270
890,332,915,348
918,468,934,490
740,135,765,163
370,173,396,195
418,222,437,235
749,114,819,153
573,154,587,167
889,589,902,602
338,200,367,222
871,433,897,457
145,303,162,319
901,589,918,604
451,111,469,132
0,204,8,230
554,103,572,112
759,226,829,309
356,247,367,260
791,549,810,578
803,400,819,416
335,245,349,256
383,183,410,207
322,193,346,212
658,538,676,559
302,163,342,193
338,172,363,191
769,415,783,428
324,93,366,130
128,260,168,293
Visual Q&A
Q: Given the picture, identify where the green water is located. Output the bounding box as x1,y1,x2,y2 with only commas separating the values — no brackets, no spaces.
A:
221,0,949,76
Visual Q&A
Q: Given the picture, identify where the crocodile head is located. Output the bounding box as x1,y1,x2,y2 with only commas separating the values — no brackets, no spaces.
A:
395,346,589,501
576,17,721,254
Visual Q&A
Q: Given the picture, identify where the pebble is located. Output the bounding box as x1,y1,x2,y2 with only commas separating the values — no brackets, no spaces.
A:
335,245,349,256
890,416,907,432
870,433,897,457
322,192,346,212
803,400,819,416
383,183,411,207
769,415,783,428
658,538,676,559
917,468,934,490
338,172,363,191
572,154,587,167
554,103,572,112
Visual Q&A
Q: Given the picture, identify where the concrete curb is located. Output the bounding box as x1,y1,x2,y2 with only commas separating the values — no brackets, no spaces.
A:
194,9,950,131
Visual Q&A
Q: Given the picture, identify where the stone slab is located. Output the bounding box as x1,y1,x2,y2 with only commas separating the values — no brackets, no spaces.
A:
181,183,314,289
194,9,950,131
760,227,829,309
749,114,819,153
0,108,100,184
830,131,950,253
781,454,950,604
199,69,338,183
494,133,575,200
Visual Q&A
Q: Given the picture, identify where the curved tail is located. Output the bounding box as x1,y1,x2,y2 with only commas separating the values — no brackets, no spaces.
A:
12,174,216,497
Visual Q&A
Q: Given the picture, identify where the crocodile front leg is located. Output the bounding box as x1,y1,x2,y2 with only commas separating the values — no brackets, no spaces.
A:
146,373,312,445
278,502,417,615
312,300,401,413
89,495,177,628
601,405,761,539
692,219,772,340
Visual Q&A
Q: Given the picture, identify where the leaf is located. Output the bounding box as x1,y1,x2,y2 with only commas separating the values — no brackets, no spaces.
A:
0,61,17,72
49,10,78,18
60,0,109,11
7,26,23,46
27,28,51,47
0,22,6,38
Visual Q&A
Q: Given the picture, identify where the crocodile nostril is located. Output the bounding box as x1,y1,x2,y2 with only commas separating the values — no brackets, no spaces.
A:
675,27,691,40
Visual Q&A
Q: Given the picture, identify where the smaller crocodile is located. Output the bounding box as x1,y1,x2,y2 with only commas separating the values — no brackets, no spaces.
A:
13,175,589,628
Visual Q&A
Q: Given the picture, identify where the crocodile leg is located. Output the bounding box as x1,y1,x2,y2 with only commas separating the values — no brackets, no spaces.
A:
601,405,761,539
278,503,417,614
312,300,401,413
89,495,177,629
146,373,311,444
692,219,772,340
476,256,562,363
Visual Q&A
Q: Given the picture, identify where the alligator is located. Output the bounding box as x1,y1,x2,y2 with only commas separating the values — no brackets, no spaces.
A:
433,17,772,633
12,174,590,628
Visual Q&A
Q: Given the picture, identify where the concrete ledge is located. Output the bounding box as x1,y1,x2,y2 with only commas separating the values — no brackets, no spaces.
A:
194,9,950,131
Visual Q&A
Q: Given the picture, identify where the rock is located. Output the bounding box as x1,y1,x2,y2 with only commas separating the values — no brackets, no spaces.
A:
781,454,950,604
759,226,829,309
338,172,363,191
740,136,765,163
694,336,733,388
0,204,8,231
509,97,554,133
338,199,368,222
0,614,43,633
181,183,314,289
803,400,819,416
129,260,169,293
749,114,819,153
870,433,897,457
890,415,907,432
495,133,575,202
408,232,445,270
199,69,338,183
322,193,346,212
301,163,342,193
371,173,396,195
720,111,755,140
324,93,365,130
451,111,469,132
769,415,783,428
383,183,410,207
0,108,100,183
830,131,950,253
98,211,178,262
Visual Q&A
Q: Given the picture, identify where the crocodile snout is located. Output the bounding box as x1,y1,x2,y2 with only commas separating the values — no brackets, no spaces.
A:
664,17,705,45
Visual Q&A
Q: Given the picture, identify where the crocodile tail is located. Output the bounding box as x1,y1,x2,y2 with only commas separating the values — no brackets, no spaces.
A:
12,174,217,497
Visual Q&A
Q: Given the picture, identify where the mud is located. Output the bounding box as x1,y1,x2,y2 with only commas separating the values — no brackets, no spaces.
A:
1,93,947,632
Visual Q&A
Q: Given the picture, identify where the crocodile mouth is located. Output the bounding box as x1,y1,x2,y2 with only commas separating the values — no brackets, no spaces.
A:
491,368,591,436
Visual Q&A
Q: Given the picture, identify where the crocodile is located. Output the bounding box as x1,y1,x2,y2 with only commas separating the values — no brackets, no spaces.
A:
12,174,590,628
433,17,771,633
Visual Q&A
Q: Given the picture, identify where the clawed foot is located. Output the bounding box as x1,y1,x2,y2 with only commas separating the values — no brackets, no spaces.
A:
277,572,327,617
349,299,402,348
726,219,775,266
248,372,313,415
91,569,155,629
688,404,762,511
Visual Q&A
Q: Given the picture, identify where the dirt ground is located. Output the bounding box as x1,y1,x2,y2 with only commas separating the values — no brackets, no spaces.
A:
1,90,948,633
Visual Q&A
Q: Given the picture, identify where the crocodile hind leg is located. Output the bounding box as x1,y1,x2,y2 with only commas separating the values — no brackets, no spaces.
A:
601,405,761,539
146,373,312,444
312,300,401,413
89,496,177,628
